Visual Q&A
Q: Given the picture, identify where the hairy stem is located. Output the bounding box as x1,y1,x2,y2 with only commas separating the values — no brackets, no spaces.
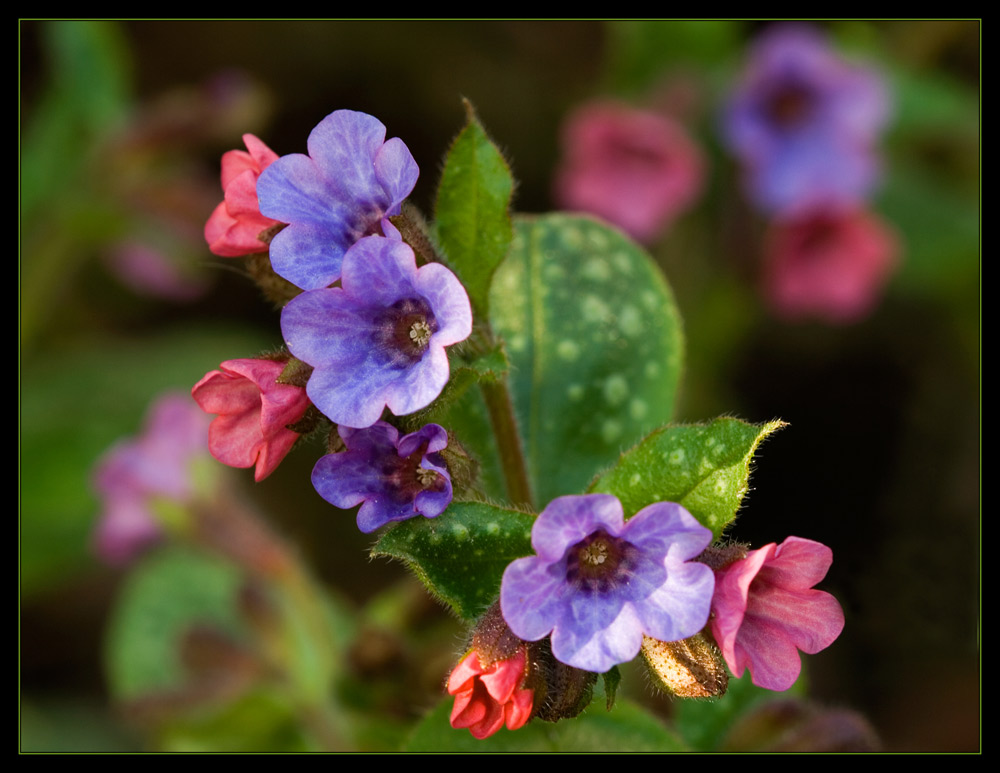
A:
480,378,534,510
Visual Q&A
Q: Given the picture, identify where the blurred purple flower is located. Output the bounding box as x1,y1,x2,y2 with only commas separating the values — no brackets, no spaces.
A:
312,421,452,533
92,393,210,565
710,536,845,692
554,101,704,243
723,24,890,214
500,495,714,673
257,109,419,290
762,206,899,323
281,234,472,428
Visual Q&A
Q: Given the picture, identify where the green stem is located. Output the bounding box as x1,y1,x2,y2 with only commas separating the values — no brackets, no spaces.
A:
480,378,534,510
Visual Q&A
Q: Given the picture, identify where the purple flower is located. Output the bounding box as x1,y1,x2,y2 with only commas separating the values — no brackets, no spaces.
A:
500,495,715,673
256,109,419,290
92,393,210,565
723,24,890,214
709,537,845,691
281,234,472,428
312,421,452,533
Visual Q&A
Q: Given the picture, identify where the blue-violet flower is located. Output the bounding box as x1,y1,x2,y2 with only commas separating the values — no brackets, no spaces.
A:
256,109,419,290
281,233,472,428
312,421,452,533
500,494,715,673
723,24,890,214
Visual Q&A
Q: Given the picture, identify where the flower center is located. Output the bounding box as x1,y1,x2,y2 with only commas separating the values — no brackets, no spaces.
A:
375,298,438,368
409,320,433,347
415,465,440,489
766,83,813,128
384,440,448,500
565,529,636,594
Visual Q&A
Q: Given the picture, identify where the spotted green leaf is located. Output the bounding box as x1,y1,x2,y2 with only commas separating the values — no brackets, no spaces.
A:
491,214,684,507
371,501,534,621
588,417,785,539
435,101,514,318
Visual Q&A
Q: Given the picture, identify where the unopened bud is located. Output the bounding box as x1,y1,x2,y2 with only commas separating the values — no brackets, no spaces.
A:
641,632,728,698
529,638,597,722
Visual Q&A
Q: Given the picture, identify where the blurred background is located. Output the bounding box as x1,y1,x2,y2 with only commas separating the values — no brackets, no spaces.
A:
20,20,979,752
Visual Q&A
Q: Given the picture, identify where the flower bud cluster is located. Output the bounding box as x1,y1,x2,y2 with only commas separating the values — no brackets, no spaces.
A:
193,109,472,531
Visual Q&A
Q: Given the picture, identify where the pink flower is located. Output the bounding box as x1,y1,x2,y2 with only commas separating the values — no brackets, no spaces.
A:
710,537,845,692
192,358,311,481
448,647,534,740
554,101,704,243
763,207,899,324
204,134,281,257
92,393,210,566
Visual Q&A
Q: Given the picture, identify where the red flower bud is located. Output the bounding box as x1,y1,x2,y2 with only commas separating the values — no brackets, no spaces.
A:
447,647,533,740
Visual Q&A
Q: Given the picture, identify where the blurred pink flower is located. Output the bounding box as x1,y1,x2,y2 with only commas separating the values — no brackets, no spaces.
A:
105,241,207,301
204,133,281,257
763,207,899,323
92,393,210,566
192,358,310,482
554,101,704,243
710,537,845,692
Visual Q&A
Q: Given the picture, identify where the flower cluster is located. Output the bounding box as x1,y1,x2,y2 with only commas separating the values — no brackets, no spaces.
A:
188,106,847,745
722,24,898,323
195,109,471,535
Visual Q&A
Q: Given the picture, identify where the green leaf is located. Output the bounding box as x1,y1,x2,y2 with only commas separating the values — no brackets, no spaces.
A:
492,214,684,507
371,501,534,621
434,101,514,318
105,546,247,700
602,666,622,711
588,418,784,539
404,696,685,752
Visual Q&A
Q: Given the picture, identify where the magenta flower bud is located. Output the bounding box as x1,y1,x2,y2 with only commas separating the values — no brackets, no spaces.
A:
554,100,704,243
192,358,311,482
709,536,845,692
204,133,282,257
